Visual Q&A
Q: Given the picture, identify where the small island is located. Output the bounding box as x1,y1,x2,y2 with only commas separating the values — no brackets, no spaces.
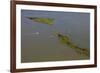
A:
27,17,54,25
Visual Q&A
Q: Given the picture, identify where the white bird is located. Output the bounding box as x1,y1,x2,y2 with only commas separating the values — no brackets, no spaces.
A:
32,32,39,35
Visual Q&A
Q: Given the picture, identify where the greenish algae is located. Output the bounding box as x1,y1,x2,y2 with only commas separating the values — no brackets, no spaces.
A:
27,17,54,25
56,33,89,57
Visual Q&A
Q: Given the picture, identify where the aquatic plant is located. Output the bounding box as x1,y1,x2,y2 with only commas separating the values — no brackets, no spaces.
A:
56,33,89,57
27,17,54,25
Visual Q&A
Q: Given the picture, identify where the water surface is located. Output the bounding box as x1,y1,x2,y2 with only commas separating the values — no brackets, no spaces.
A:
21,10,90,63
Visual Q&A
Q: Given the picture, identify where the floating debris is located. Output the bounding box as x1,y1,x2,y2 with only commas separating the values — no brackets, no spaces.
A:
27,17,54,25
56,33,89,57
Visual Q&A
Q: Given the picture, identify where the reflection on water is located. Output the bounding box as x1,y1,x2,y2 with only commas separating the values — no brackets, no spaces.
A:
21,10,90,63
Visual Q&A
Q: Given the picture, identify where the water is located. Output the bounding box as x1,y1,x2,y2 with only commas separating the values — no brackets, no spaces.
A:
21,10,90,63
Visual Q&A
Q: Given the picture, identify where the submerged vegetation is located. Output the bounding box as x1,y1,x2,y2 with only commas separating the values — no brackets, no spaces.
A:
27,17,54,25
56,32,89,57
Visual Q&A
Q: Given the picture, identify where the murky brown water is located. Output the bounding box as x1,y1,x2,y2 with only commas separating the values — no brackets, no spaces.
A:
21,10,90,63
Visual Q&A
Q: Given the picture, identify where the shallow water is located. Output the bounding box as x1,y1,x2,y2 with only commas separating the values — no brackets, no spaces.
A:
21,10,90,63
